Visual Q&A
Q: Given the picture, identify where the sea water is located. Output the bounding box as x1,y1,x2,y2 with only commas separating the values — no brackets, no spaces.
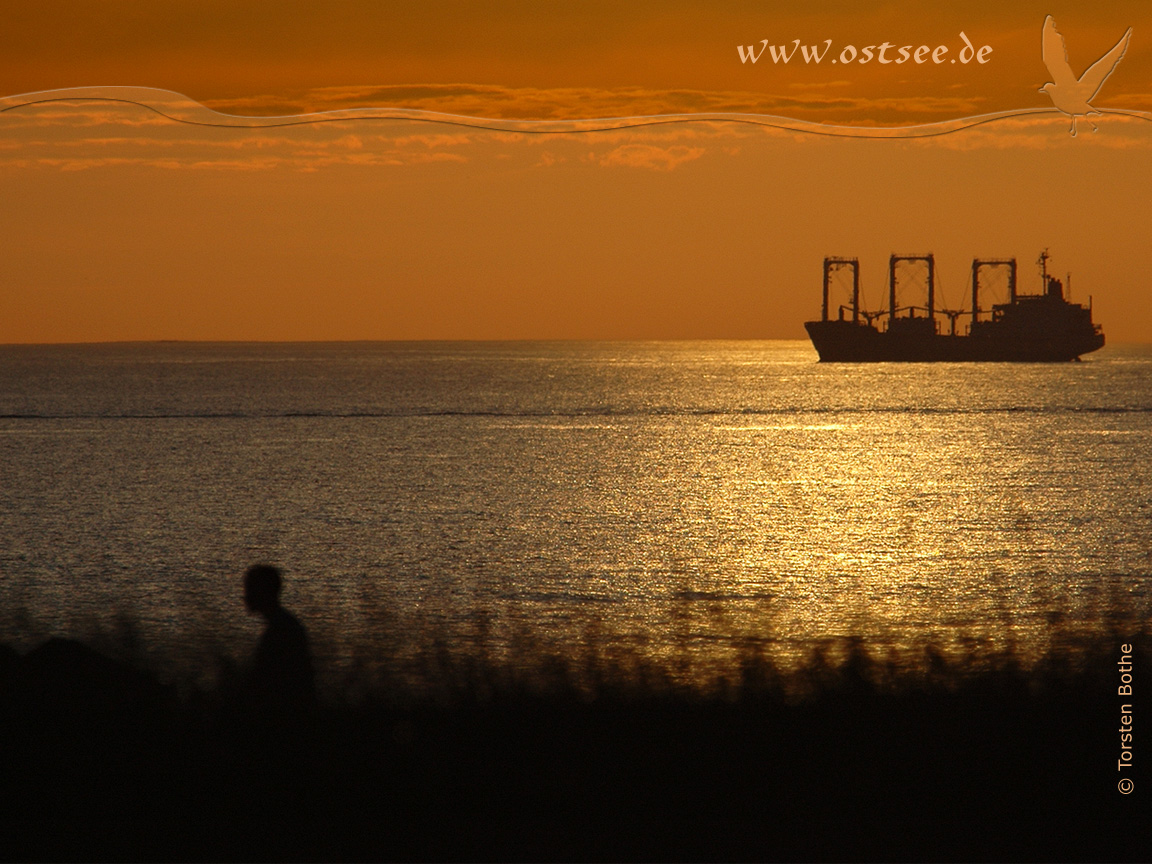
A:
1,340,1150,692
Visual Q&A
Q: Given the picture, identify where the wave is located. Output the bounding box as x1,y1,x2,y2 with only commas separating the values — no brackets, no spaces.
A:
4,85,1151,139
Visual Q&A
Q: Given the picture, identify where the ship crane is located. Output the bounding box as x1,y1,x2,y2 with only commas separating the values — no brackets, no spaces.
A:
930,266,967,336
938,308,967,336
971,258,1017,325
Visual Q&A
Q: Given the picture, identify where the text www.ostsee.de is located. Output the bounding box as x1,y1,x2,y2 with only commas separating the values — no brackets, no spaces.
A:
738,33,992,66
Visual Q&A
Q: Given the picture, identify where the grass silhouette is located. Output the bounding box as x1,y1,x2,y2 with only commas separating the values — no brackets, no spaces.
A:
1,627,1147,861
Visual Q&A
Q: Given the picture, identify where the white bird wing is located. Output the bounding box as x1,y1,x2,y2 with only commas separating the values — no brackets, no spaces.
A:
1078,27,1132,101
1042,16,1077,88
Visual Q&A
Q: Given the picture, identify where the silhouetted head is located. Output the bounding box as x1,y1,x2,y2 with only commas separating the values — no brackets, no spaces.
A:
244,564,283,617
1039,82,1055,95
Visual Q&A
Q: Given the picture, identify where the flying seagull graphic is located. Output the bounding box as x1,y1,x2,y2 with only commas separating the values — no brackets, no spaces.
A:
1040,15,1131,136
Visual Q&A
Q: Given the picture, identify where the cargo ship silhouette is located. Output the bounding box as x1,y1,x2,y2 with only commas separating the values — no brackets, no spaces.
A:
804,250,1105,361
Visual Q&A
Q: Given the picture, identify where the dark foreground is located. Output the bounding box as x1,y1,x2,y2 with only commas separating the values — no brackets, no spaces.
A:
1,637,1147,862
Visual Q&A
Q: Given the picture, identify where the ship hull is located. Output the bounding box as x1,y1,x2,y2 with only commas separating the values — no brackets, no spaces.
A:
805,319,1105,362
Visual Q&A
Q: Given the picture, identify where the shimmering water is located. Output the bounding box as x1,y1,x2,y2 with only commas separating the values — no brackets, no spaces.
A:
1,340,1150,691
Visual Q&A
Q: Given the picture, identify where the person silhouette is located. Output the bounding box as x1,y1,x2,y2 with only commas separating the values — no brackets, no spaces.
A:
243,564,316,719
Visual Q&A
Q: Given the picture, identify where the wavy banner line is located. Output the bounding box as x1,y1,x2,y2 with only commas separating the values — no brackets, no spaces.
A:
3,86,1151,140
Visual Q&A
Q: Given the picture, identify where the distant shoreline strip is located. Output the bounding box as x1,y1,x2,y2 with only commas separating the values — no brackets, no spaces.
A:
1,406,1150,420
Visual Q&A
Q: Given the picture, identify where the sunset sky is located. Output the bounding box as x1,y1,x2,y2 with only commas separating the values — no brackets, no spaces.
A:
2,1,1151,342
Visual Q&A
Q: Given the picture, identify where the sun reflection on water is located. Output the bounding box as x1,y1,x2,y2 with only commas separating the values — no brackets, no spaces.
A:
0,341,1150,693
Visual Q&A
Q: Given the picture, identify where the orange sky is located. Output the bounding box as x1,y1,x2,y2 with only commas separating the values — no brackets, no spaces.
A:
2,2,1151,342
4,1,1151,121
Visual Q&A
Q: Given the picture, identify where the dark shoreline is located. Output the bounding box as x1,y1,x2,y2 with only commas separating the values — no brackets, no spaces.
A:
1,636,1147,862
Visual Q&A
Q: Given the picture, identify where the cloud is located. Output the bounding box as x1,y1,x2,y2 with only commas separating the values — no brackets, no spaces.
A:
0,94,742,172
2,86,1150,174
905,112,1152,151
0,124,476,171
595,144,706,171
1104,93,1152,111
199,83,1000,124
